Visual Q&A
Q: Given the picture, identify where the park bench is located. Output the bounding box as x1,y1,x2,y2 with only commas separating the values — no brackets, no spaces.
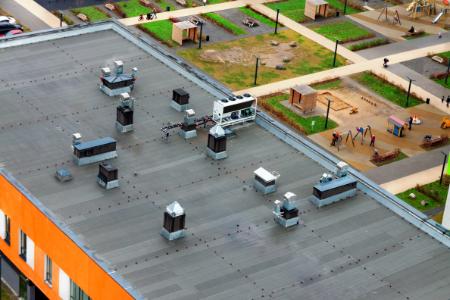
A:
77,13,88,22
371,148,400,164
242,17,259,27
432,55,444,64
176,0,187,6
189,16,203,25
140,0,152,7
421,135,448,148
104,3,115,11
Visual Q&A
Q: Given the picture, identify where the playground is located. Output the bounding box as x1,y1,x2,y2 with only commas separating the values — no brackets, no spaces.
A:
295,78,450,171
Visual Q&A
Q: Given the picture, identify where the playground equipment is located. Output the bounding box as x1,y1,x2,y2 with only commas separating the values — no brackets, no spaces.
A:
378,3,402,25
441,117,450,129
353,125,372,145
406,0,449,20
387,115,406,137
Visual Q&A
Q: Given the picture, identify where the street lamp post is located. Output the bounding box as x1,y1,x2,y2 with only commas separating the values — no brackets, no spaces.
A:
344,0,348,14
254,57,260,86
440,152,448,185
274,9,280,34
325,98,332,129
198,22,204,49
333,40,339,67
445,60,450,85
405,77,415,108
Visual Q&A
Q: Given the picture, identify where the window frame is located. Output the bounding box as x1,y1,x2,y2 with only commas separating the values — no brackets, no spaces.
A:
4,214,10,245
19,229,27,261
44,255,53,286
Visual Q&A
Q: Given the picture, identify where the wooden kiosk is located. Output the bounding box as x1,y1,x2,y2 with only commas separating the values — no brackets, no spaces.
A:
289,85,317,113
172,21,199,46
305,0,329,20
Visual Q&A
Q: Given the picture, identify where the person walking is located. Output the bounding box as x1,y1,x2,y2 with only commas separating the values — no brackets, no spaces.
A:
370,135,376,147
138,14,143,21
438,31,442,39
146,13,151,20
408,116,413,130
152,8,158,19
443,96,445,104
447,95,450,108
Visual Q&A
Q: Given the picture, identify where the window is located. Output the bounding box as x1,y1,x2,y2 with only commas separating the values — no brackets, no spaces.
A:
4,214,10,245
70,280,90,300
44,255,52,286
19,230,27,261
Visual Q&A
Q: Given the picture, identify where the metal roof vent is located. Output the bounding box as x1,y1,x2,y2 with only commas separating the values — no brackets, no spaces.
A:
114,60,124,75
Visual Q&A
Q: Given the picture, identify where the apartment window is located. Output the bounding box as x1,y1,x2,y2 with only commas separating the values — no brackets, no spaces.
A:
4,214,10,245
19,230,27,261
45,255,52,286
70,280,90,300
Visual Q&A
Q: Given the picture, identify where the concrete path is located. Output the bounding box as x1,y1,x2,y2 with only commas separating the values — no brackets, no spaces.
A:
0,0,49,30
12,0,65,28
365,144,450,185
380,166,442,194
119,0,279,26
237,41,450,112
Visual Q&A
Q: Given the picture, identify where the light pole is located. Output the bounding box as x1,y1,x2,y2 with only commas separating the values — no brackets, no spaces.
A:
440,151,448,185
445,59,450,85
60,12,63,27
405,77,415,108
344,0,348,14
274,9,280,34
332,40,339,67
325,97,332,129
254,57,260,86
198,22,203,49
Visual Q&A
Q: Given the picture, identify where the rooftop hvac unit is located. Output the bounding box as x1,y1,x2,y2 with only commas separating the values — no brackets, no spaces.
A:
100,61,138,97
212,93,257,127
161,201,186,240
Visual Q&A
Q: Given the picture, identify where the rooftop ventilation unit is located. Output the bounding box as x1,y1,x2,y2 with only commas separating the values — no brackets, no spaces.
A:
161,201,186,240
100,60,138,97
55,168,73,182
254,167,280,195
97,163,119,189
179,109,197,139
273,192,300,228
212,93,257,127
207,125,227,160
72,136,117,166
116,93,135,133
171,88,190,112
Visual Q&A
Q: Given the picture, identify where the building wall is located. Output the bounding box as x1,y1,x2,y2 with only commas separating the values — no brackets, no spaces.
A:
1,255,20,295
0,173,134,300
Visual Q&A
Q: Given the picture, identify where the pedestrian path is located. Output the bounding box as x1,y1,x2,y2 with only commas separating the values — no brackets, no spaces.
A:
0,0,49,30
119,0,279,26
13,0,64,28
380,166,441,194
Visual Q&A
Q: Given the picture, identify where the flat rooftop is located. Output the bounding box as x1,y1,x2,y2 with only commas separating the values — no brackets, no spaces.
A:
1,23,450,299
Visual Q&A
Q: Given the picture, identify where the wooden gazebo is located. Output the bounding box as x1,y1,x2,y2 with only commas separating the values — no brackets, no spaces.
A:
305,0,329,20
289,85,317,113
172,21,199,46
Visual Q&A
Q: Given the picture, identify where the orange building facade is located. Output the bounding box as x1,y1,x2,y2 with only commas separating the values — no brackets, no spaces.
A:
0,170,135,300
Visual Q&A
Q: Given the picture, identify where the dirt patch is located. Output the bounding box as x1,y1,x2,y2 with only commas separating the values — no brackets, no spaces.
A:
199,42,295,68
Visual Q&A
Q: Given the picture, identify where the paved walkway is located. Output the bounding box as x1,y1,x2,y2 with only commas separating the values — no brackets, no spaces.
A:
237,41,450,112
0,0,49,30
12,0,64,28
380,166,442,194
119,0,279,26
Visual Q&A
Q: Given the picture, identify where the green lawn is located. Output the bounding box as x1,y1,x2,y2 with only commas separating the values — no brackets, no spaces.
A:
71,6,109,22
116,0,151,17
139,20,176,47
206,0,228,3
239,7,277,28
203,13,246,35
397,180,448,212
267,0,306,22
312,21,373,42
438,51,450,60
155,0,176,11
353,72,422,108
348,38,389,51
266,0,360,23
311,79,342,90
262,94,337,134
434,77,450,89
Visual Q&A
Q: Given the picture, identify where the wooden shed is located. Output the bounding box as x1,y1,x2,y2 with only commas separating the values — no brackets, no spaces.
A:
305,0,329,20
289,85,317,113
172,21,199,46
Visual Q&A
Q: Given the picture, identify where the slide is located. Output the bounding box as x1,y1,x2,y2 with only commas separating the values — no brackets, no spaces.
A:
432,10,445,23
